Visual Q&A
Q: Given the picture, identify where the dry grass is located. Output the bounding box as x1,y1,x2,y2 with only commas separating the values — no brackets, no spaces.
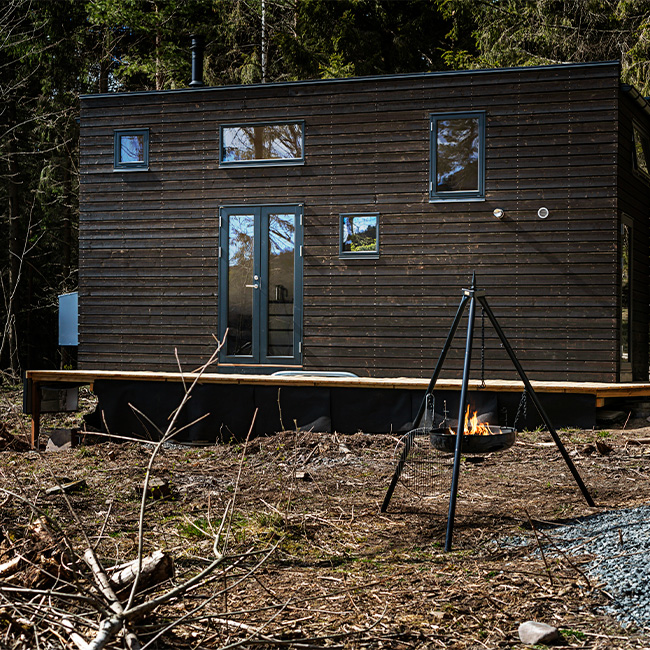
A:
0,384,648,648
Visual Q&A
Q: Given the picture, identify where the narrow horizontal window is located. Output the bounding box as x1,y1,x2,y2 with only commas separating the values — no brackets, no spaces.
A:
633,125,650,178
430,112,485,201
114,129,149,170
220,121,304,166
339,213,379,258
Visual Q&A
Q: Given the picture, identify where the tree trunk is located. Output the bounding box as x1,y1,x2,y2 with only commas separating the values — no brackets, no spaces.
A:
155,3,162,90
261,0,267,83
7,98,21,375
62,153,72,279
99,27,110,93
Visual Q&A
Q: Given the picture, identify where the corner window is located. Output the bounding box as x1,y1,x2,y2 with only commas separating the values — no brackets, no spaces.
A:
339,213,379,258
220,121,304,166
430,112,485,201
633,125,650,178
114,129,149,170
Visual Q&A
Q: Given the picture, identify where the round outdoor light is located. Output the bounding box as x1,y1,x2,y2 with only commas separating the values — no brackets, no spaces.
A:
538,206,549,219
493,208,504,219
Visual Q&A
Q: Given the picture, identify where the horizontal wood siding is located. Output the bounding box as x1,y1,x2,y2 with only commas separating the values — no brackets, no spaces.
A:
79,63,622,380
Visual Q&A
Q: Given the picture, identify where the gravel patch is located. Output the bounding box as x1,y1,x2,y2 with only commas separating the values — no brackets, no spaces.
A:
537,505,650,630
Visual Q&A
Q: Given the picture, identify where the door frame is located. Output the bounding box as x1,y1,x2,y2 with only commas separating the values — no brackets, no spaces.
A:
218,203,303,368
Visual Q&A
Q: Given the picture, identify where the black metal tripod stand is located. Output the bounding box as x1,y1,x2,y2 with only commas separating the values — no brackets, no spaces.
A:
381,274,594,552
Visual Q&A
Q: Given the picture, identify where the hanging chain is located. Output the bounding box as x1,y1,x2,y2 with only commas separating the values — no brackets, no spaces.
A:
425,393,435,431
430,394,435,430
480,306,486,389
514,390,528,429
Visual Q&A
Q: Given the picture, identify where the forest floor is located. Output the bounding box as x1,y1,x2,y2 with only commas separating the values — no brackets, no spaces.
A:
0,383,649,649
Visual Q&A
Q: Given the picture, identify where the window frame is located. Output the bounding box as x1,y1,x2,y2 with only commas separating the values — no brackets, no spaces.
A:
217,204,304,367
219,120,305,167
632,123,650,182
620,214,633,381
429,111,485,202
113,128,149,171
339,212,380,260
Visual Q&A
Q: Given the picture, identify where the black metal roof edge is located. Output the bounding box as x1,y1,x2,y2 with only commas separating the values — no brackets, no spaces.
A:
80,60,621,101
621,84,650,119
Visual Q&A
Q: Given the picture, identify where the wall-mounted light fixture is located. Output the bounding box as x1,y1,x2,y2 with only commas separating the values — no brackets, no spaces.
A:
493,208,504,219
537,207,549,219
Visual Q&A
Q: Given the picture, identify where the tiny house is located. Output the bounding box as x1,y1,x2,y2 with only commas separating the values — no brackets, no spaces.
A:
78,61,650,383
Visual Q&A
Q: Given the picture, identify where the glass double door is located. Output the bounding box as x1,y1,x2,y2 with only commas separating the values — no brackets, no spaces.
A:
219,205,302,365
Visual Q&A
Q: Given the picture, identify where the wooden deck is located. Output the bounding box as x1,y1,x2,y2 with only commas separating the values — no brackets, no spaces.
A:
25,369,650,448
25,368,650,401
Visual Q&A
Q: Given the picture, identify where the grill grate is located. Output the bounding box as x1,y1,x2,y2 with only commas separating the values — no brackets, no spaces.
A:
393,428,451,498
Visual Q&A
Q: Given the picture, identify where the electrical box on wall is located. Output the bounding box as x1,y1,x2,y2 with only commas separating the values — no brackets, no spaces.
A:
58,292,78,346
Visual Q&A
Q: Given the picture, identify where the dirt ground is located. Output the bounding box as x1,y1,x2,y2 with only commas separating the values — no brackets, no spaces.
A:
1,384,649,649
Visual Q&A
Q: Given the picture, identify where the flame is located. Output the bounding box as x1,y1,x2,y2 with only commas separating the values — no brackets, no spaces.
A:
450,405,494,436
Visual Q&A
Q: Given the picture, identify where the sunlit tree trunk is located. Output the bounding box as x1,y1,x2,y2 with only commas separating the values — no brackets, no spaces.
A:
6,98,21,376
155,3,163,90
99,26,110,93
261,0,266,83
62,153,72,280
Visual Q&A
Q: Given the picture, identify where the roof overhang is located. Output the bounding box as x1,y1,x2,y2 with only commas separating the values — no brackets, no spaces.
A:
622,84,650,119
81,60,621,101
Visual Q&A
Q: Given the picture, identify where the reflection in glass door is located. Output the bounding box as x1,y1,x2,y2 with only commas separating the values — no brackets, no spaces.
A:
219,205,302,365
267,212,296,357
226,213,255,356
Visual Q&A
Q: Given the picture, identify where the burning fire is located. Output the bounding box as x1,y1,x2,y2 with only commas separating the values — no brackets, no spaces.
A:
450,405,494,436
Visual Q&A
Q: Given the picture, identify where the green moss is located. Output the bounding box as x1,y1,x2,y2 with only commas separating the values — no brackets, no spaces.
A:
560,628,586,640
176,517,212,539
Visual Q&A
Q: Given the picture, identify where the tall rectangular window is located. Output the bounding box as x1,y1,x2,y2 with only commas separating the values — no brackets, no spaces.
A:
430,112,485,201
114,129,149,170
621,219,632,365
220,121,304,166
633,125,650,178
267,212,296,356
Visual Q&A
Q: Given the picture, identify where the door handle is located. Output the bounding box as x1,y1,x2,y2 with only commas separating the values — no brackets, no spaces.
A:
245,284,259,289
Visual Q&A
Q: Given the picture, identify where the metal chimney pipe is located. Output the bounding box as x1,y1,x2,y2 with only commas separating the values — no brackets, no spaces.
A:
190,35,204,87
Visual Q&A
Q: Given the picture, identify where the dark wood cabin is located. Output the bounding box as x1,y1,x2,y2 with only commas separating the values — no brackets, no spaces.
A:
78,61,650,384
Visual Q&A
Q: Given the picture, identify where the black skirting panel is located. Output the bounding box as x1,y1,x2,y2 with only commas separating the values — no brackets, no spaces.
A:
86,380,596,442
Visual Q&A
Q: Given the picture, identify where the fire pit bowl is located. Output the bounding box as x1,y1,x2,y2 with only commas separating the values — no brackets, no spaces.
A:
430,426,516,454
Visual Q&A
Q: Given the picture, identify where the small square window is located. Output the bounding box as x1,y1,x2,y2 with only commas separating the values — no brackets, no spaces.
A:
114,129,149,170
339,213,379,258
220,121,304,166
430,112,485,201
633,125,650,178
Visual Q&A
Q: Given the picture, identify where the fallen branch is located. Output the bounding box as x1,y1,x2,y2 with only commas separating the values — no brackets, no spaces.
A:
61,618,91,650
0,556,22,578
83,548,141,650
525,509,554,586
532,528,593,589
109,550,173,596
